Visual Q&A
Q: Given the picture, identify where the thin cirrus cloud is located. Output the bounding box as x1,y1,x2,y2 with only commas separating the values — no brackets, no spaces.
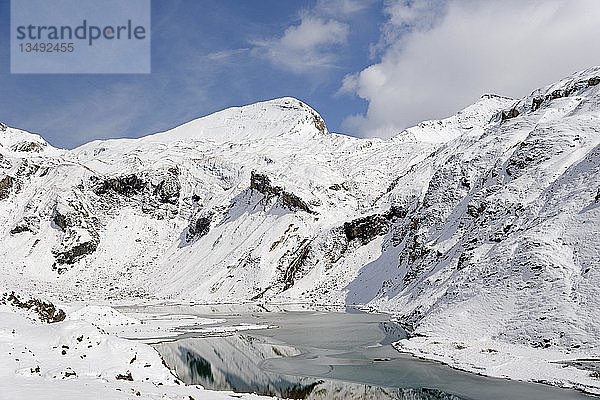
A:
249,0,377,74
341,0,600,138
250,16,350,73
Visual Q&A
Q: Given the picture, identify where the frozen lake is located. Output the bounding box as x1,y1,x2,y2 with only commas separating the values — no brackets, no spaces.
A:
145,308,593,400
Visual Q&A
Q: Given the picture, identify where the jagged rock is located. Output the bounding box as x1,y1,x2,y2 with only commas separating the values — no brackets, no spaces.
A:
0,122,6,131
93,174,145,197
501,107,520,121
344,214,390,244
596,187,600,203
186,212,212,242
531,97,544,111
10,141,46,153
51,199,100,265
250,171,312,213
466,200,487,218
1,292,66,323
277,239,312,292
250,172,277,196
10,215,40,234
154,167,181,205
0,175,15,200
310,110,327,135
53,239,99,266
531,76,600,112
505,133,564,178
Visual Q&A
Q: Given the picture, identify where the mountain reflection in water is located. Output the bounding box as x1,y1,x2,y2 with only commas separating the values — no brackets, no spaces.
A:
155,334,464,400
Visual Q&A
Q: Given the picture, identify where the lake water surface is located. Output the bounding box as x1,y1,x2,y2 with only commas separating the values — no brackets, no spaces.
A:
142,306,593,400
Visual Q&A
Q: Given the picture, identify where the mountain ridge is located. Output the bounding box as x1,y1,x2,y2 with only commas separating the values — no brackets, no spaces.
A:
1,67,599,393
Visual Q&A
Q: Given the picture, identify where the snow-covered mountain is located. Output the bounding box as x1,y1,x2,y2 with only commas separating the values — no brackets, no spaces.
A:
1,68,599,385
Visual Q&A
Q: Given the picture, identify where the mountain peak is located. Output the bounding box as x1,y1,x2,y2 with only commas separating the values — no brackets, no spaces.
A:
145,97,328,144
0,124,52,154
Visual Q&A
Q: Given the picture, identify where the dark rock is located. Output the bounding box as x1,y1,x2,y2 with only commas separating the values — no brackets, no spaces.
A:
10,141,45,153
596,187,600,203
93,174,144,197
588,76,600,86
250,171,277,196
281,239,311,291
2,292,66,323
548,89,564,100
250,171,312,213
154,167,181,205
0,122,7,131
311,111,327,135
505,137,556,178
279,191,312,213
501,107,520,121
384,204,409,220
186,212,212,242
10,215,40,235
531,97,544,111
53,240,99,265
466,201,487,218
51,201,100,265
115,371,133,381
344,214,390,244
0,175,15,200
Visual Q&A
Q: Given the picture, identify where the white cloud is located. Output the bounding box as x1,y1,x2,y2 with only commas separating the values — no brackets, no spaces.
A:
251,16,349,73
343,0,600,137
204,48,249,62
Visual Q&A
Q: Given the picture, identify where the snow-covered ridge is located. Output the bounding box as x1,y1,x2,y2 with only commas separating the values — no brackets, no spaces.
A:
1,68,600,394
143,96,329,143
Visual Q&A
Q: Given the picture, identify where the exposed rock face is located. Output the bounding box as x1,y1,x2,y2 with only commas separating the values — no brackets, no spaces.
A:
500,107,520,121
1,292,66,323
0,175,15,200
10,215,40,234
186,212,212,242
154,167,181,205
51,197,100,267
92,174,145,197
10,141,46,153
531,75,600,111
250,171,312,213
344,214,390,244
91,168,181,216
0,121,6,131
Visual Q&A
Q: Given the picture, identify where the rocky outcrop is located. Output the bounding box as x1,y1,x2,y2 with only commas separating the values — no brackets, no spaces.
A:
10,141,46,153
500,107,520,121
277,238,313,292
92,174,145,197
531,75,600,111
186,211,212,242
344,214,390,245
1,292,66,323
250,171,312,213
51,197,100,268
10,215,40,234
0,175,15,200
91,168,181,216
153,167,181,205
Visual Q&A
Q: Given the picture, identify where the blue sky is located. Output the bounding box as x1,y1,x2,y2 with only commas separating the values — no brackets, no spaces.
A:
0,0,384,148
1,0,600,148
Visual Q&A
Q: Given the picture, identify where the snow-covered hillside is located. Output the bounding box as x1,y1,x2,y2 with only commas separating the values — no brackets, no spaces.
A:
1,68,599,393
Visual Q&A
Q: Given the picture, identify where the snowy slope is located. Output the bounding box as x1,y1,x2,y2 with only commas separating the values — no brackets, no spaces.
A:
1,69,599,392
